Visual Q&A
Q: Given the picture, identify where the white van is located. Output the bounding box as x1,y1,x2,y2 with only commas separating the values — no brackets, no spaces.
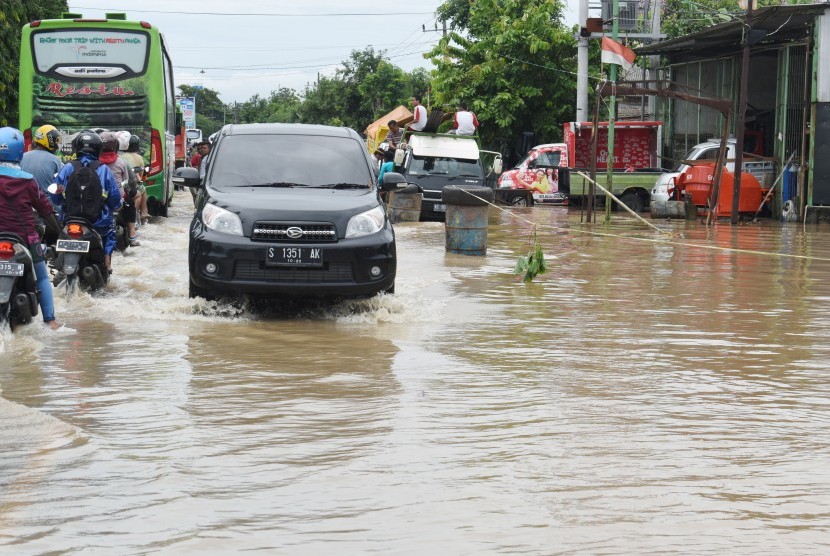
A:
651,139,737,202
185,128,203,147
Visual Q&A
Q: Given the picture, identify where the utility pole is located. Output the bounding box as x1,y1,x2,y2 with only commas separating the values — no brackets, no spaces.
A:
731,0,754,224
576,0,589,122
605,0,620,221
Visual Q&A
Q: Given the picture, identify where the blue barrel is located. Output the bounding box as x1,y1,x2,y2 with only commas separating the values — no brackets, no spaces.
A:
442,185,494,256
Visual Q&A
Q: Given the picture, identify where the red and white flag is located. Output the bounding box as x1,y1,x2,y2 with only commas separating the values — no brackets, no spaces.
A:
601,36,636,71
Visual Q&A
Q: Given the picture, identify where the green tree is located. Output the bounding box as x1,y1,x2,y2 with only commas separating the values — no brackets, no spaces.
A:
0,0,67,126
427,0,577,149
265,87,302,123
299,47,431,131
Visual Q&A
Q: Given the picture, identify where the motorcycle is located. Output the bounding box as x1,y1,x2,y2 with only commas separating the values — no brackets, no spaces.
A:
0,232,39,330
51,217,109,291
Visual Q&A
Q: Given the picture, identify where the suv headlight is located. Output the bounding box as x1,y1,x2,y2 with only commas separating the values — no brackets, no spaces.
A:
202,203,243,236
346,205,385,238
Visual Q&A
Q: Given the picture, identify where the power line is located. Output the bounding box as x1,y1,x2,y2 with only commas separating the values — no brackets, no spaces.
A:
173,41,436,71
70,6,434,17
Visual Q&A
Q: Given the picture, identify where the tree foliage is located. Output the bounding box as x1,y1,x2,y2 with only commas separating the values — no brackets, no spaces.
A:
427,0,577,150
663,0,804,38
0,0,67,126
298,47,424,131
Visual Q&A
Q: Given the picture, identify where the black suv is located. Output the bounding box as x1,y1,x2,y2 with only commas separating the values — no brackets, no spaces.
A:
174,124,404,299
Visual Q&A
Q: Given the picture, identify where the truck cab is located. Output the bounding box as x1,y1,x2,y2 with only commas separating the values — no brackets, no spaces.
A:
498,143,569,205
396,133,490,221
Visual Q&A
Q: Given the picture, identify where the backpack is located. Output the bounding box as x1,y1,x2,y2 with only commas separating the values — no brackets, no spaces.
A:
64,160,104,223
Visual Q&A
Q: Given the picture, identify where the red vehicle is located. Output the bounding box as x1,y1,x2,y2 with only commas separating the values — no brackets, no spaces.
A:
497,143,569,205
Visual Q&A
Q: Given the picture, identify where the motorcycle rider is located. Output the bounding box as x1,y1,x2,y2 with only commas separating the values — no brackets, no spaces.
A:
0,127,63,330
21,124,64,195
100,131,140,247
21,124,64,245
119,133,149,223
54,130,123,273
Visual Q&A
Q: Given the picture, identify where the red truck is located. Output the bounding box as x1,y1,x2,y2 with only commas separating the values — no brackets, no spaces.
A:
499,121,663,211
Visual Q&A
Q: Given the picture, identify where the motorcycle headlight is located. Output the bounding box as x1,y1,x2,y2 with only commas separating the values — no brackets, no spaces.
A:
202,203,243,236
346,205,386,238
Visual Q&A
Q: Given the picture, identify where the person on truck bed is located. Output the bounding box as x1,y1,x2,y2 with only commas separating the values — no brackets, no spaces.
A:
450,102,479,136
407,95,427,132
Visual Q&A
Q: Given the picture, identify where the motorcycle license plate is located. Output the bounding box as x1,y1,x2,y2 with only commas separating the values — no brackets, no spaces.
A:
266,246,324,267
56,239,90,253
0,262,24,277
433,203,447,212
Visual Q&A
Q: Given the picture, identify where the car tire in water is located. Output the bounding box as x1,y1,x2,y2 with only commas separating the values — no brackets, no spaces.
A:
189,279,216,301
511,195,529,207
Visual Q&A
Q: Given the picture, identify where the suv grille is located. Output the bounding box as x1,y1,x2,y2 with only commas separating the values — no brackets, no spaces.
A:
251,222,337,242
234,261,353,282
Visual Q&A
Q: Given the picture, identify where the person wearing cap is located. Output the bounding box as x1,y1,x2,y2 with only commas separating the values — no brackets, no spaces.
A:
377,147,396,184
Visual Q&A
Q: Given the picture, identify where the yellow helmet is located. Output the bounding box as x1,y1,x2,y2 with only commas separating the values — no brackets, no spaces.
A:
33,124,61,152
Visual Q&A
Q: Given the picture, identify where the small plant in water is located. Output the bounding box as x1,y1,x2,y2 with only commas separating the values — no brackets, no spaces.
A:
514,230,547,283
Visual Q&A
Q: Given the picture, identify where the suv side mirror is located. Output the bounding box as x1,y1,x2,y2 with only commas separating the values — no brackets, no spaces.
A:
381,172,407,191
172,166,201,188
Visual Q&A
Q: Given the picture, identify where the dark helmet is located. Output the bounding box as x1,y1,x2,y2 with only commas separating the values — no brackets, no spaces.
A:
99,131,119,153
71,130,103,157
128,134,140,152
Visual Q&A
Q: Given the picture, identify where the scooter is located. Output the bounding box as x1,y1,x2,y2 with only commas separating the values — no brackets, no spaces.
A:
0,232,39,330
51,217,109,291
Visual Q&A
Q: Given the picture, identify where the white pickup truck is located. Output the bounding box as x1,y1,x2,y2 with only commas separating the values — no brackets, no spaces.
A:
651,138,775,201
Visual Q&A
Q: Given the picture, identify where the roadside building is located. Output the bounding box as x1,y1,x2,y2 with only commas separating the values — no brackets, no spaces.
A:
638,3,830,219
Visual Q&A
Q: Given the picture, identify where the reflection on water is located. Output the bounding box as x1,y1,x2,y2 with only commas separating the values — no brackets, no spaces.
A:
2,194,830,553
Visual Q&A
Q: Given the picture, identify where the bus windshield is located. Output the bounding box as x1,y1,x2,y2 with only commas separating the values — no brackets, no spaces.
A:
32,29,149,79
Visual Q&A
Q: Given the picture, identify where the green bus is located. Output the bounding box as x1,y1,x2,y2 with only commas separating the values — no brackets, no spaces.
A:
18,12,182,216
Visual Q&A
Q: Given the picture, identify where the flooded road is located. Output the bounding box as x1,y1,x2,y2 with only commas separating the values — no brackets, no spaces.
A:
2,191,830,554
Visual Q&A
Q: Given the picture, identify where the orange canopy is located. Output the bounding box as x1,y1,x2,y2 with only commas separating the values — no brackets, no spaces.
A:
365,105,413,153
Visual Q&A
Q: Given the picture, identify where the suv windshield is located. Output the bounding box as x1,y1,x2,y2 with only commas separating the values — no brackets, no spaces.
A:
407,156,484,178
210,134,373,187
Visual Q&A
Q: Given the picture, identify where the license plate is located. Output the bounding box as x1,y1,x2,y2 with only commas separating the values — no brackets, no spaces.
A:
56,239,90,253
434,203,446,212
266,246,324,267
0,262,24,277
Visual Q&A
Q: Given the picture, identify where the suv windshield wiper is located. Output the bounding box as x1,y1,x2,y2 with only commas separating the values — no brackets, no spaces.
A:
315,183,369,189
249,182,305,188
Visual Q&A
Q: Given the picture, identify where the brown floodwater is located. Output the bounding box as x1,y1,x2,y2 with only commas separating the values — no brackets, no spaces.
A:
2,192,830,554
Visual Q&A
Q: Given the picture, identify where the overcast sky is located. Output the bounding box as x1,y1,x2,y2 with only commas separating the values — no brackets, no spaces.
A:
67,1,579,104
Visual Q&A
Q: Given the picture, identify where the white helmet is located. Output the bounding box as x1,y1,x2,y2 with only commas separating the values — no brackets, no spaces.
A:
116,130,131,151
